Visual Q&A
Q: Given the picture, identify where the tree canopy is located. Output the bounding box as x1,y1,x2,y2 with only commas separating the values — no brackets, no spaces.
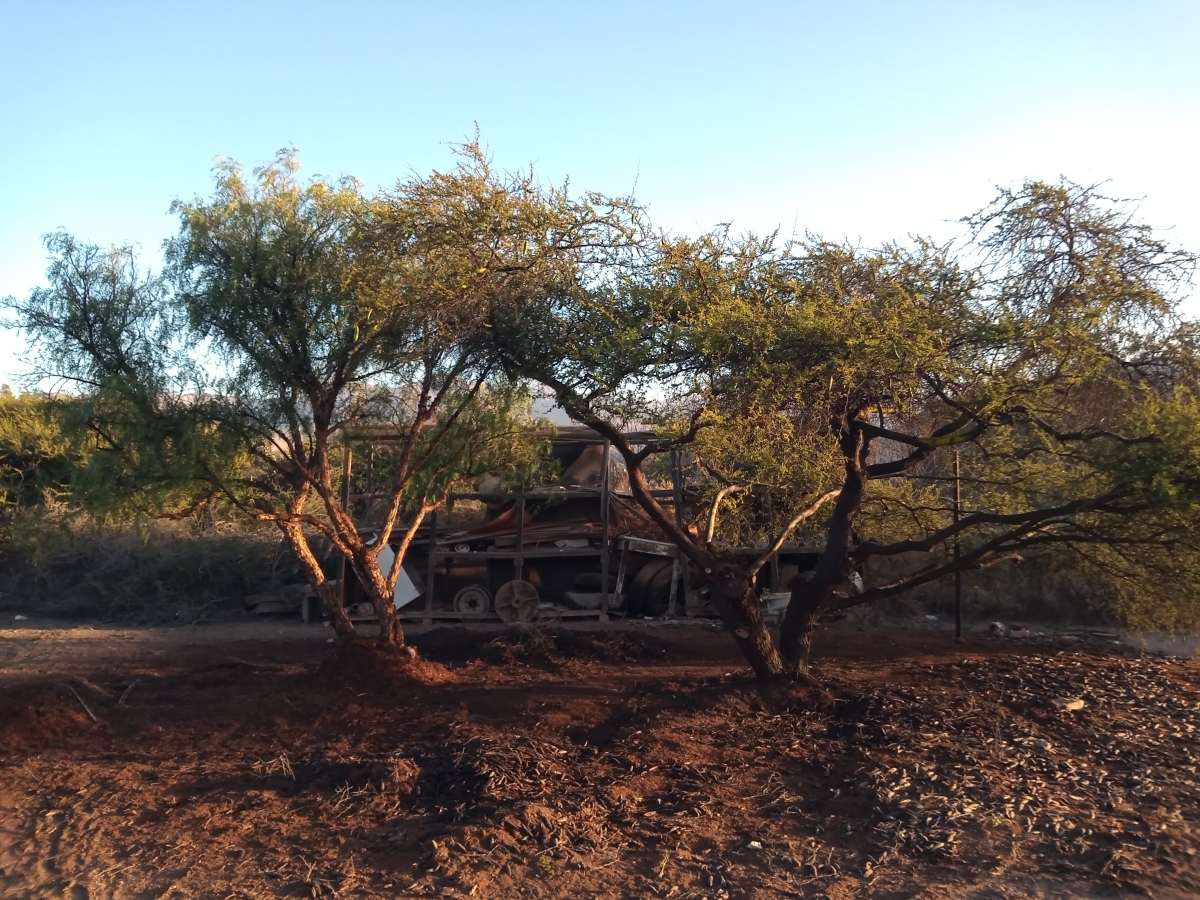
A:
499,180,1200,678
7,157,1200,680
6,143,642,647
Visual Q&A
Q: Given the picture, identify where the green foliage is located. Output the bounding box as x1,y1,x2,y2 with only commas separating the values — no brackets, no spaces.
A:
4,142,641,641
504,178,1200,636
12,232,170,389
739,182,1200,632
7,153,1200,641
0,388,90,510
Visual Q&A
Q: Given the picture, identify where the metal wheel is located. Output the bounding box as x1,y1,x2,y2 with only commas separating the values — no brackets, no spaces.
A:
494,579,540,623
453,585,491,614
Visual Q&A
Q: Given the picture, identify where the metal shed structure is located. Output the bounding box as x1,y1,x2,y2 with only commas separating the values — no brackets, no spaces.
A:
330,424,831,625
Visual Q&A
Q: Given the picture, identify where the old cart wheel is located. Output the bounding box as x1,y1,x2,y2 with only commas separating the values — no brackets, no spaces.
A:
494,579,540,623
453,585,491,614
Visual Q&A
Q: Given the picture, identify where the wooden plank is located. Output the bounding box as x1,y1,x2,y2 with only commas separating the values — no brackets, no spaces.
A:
394,608,616,622
447,488,679,502
396,611,501,622
449,489,602,502
347,425,657,444
432,547,605,560
622,537,678,558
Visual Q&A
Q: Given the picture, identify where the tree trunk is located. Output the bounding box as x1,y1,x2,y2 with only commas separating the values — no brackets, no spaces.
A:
545,415,794,681
354,553,406,647
614,436,784,679
780,420,869,669
780,579,830,674
280,521,358,642
707,572,786,680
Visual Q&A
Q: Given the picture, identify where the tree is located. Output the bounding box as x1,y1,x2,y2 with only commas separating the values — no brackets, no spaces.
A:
765,181,1200,670
6,143,642,649
493,230,834,681
499,181,1200,681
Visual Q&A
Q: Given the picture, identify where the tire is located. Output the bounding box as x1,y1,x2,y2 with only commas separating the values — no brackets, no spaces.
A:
629,558,676,618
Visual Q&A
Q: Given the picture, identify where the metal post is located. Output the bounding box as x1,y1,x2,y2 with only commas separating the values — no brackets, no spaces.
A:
670,450,686,616
764,490,781,590
339,439,354,610
600,440,611,622
424,510,437,625
514,493,525,583
667,553,680,618
954,450,963,641
365,444,374,523
444,496,456,597
340,439,354,510
614,537,629,598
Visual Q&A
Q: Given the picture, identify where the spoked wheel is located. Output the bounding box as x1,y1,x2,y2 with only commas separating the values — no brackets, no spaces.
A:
494,579,540,623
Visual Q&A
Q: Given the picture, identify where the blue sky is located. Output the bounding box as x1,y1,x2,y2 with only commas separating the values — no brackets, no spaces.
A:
2,1,1198,383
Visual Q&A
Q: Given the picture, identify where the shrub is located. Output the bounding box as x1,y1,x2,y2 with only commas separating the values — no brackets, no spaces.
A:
0,505,280,622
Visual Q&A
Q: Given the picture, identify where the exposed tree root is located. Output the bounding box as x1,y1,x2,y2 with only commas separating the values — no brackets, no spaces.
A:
756,669,836,710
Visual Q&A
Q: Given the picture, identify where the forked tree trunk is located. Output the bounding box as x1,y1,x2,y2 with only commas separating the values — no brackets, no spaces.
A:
353,551,406,646
780,420,869,671
301,427,409,648
779,579,833,674
706,570,786,680
605,435,787,680
279,521,358,641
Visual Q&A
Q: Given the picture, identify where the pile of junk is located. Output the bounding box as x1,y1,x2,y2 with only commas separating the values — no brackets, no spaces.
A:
251,425,830,625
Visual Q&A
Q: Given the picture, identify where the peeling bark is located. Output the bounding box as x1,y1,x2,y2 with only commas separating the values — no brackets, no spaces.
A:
353,550,406,646
279,520,358,642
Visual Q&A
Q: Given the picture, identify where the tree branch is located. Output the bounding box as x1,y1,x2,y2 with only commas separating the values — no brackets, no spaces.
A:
851,491,1128,562
1022,411,1161,447
862,416,988,478
748,489,840,579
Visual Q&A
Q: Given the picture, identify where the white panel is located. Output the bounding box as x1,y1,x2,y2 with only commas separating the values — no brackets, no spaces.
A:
376,545,422,609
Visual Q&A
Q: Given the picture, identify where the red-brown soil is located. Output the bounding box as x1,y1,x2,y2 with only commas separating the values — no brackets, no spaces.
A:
0,618,1197,899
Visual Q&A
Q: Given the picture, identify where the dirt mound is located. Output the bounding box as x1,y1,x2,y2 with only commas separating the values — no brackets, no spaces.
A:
0,683,96,750
412,626,674,669
313,639,457,690
550,629,674,662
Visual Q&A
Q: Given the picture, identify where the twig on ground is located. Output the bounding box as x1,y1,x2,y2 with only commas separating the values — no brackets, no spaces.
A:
69,685,99,722
118,681,138,706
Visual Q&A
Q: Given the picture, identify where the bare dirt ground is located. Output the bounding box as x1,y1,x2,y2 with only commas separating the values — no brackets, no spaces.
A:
1,617,1198,899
